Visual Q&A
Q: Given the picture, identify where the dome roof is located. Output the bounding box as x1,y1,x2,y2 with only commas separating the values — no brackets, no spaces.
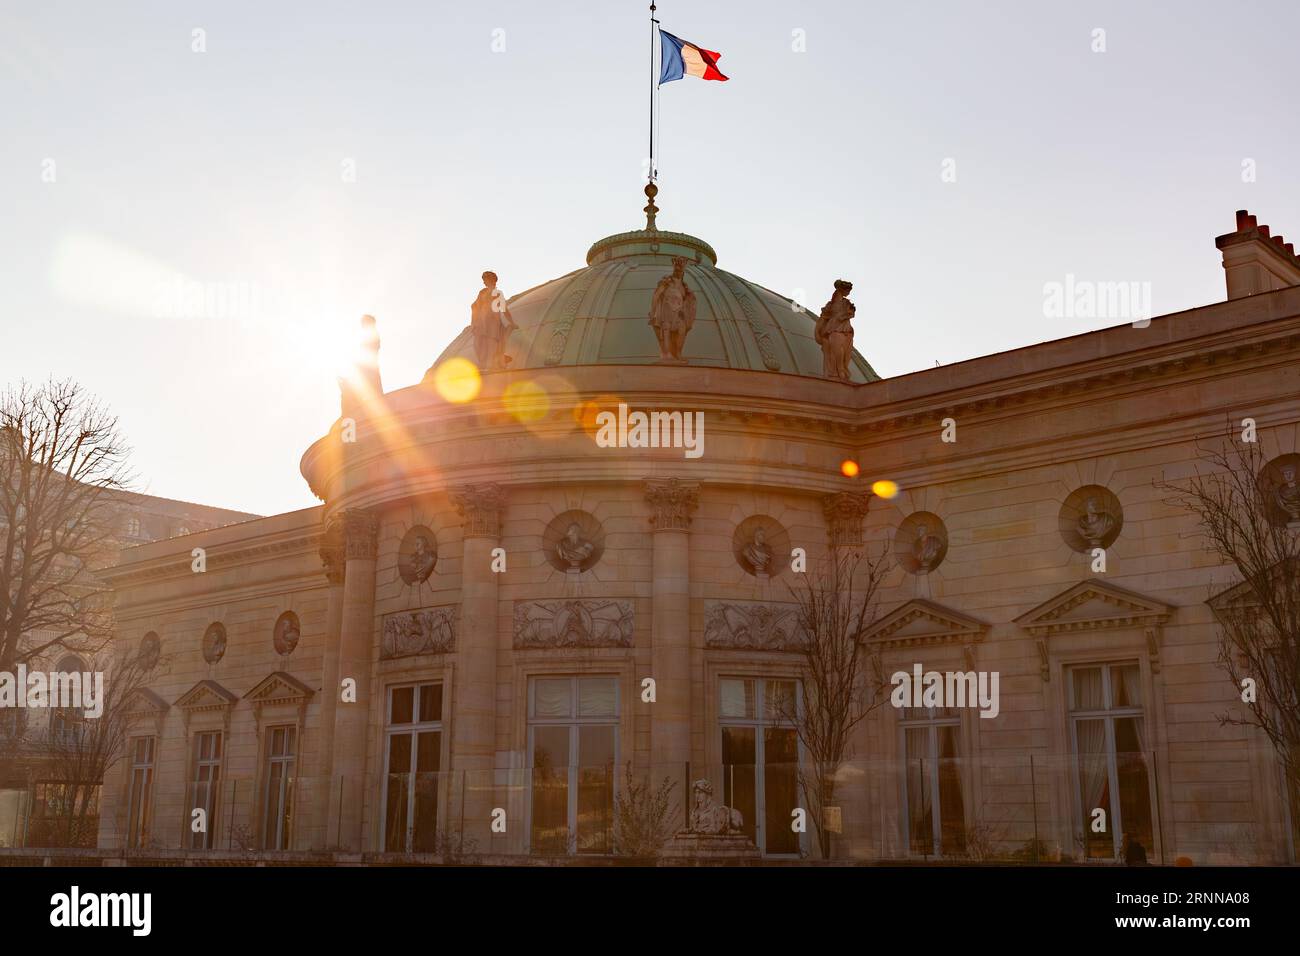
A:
429,222,878,382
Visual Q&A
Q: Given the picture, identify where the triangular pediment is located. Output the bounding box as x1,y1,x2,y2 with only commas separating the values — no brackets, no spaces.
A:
244,671,314,706
175,679,238,712
1015,580,1172,636
862,599,989,649
124,688,170,717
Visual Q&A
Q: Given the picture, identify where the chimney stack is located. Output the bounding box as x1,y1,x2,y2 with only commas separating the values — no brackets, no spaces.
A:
1215,210,1300,300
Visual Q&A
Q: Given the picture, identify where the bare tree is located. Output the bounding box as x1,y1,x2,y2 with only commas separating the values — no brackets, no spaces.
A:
613,762,679,858
30,643,163,847
0,379,132,671
1159,430,1300,822
782,547,890,859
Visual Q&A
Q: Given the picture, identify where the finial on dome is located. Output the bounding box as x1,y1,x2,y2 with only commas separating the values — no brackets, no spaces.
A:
644,182,659,231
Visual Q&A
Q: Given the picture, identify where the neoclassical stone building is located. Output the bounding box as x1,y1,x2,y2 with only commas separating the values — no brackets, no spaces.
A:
97,204,1300,864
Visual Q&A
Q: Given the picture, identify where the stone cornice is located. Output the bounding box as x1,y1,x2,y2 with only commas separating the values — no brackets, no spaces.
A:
101,531,323,588
1015,580,1172,637
863,599,990,649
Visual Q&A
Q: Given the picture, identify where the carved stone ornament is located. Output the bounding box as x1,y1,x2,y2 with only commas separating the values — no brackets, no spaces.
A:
823,491,871,548
648,256,697,364
139,631,161,668
513,599,634,649
273,611,301,657
451,483,505,538
381,606,457,660
543,510,604,574
704,600,807,652
1261,453,1300,527
645,478,700,531
732,516,789,579
814,279,856,381
1059,486,1123,553
201,622,227,665
397,525,438,585
319,517,345,584
341,510,380,560
688,778,744,834
895,511,949,575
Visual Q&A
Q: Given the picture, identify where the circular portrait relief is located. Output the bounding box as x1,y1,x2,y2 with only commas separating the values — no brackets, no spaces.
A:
201,622,227,665
273,610,301,656
732,516,790,579
397,525,438,585
1060,485,1123,553
895,512,949,574
1261,453,1300,527
543,510,605,574
139,631,161,668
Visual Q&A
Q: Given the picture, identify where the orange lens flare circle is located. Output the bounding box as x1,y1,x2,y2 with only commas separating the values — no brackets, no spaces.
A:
433,358,481,404
840,459,860,478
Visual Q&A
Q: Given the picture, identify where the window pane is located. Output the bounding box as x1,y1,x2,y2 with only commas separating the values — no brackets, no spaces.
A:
577,677,616,717
904,727,933,854
720,679,755,719
577,726,615,854
413,731,441,853
1111,664,1142,709
936,725,966,856
391,686,415,724
533,725,570,771
385,735,411,852
388,733,411,774
533,679,572,718
1071,667,1104,711
764,727,799,854
1114,718,1153,862
531,726,570,853
418,684,442,723
1074,718,1111,859
764,680,797,722
721,726,756,843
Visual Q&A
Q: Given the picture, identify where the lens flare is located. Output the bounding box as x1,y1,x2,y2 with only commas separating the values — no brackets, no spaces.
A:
574,394,624,437
433,358,481,404
840,459,860,478
504,379,550,423
872,479,900,499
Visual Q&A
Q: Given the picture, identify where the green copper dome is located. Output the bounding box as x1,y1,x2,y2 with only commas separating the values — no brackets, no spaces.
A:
430,223,879,381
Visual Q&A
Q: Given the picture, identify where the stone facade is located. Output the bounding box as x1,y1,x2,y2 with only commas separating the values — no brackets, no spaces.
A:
89,212,1300,865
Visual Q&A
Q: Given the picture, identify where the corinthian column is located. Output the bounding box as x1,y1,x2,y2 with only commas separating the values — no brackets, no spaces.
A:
822,491,871,550
330,508,378,851
313,516,345,850
449,483,505,843
644,479,699,774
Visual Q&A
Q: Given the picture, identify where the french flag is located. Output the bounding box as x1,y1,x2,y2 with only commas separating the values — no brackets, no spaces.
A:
659,29,728,83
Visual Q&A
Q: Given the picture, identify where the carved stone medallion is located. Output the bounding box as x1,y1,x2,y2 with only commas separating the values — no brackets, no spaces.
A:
273,611,300,656
1261,453,1300,527
140,631,162,668
543,510,604,574
201,623,225,665
397,525,438,585
895,511,949,574
1060,485,1123,552
732,516,789,579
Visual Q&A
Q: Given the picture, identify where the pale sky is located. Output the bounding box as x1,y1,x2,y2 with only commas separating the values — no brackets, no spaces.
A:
3,0,1297,516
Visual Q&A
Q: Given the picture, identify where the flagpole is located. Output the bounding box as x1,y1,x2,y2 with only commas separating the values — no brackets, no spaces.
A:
648,1,657,184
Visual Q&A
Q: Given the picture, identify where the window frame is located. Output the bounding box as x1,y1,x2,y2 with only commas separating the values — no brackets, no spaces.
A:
379,680,445,853
124,735,156,850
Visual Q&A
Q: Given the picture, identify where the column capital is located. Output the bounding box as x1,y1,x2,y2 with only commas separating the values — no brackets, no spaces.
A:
340,509,380,561
822,491,871,548
644,478,700,532
451,483,505,539
319,516,346,584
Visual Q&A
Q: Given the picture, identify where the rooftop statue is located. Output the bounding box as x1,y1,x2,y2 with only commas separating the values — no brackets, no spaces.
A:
471,271,518,371
815,280,856,382
649,256,696,364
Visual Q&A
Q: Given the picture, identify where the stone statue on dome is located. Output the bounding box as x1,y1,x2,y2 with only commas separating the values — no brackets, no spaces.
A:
816,280,856,381
649,256,696,363
470,271,517,371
